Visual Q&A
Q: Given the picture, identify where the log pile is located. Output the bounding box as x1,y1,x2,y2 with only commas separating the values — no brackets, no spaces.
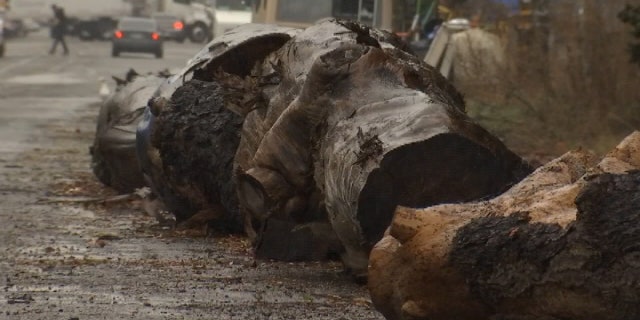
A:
105,21,531,276
369,131,640,320
133,20,529,272
90,21,640,318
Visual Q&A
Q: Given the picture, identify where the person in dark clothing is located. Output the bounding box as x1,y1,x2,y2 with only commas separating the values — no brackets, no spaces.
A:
49,4,69,55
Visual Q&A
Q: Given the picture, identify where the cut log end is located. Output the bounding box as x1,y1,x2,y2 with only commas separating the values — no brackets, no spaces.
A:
357,133,531,249
368,132,640,320
237,167,294,219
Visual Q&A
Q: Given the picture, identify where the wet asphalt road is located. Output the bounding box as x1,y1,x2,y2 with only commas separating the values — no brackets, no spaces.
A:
0,32,382,320
0,30,194,153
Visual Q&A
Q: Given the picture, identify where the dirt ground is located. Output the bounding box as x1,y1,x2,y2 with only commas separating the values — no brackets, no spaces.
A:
0,100,383,319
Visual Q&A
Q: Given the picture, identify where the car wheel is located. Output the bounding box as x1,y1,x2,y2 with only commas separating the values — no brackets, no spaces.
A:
112,47,119,57
155,49,163,59
189,22,208,43
0,43,4,58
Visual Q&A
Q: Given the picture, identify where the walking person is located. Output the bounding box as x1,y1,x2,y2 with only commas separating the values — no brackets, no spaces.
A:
49,4,69,55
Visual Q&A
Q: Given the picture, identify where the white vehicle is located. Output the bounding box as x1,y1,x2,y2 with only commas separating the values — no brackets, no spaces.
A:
7,0,216,43
153,0,217,43
207,0,252,38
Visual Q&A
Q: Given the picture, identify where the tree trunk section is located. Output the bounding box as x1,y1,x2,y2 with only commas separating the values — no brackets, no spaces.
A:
369,131,640,320
232,20,530,273
134,21,532,270
135,25,299,229
149,80,244,230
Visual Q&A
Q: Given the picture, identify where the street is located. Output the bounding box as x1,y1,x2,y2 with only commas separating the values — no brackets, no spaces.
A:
0,32,382,320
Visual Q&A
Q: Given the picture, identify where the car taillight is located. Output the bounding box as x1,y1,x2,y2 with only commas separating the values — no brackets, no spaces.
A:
151,32,159,40
114,30,123,39
173,21,184,31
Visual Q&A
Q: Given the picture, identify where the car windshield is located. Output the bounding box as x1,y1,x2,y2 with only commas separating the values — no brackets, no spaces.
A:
119,18,156,31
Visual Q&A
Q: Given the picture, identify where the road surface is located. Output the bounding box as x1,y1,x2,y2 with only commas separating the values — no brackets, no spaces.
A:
0,32,382,320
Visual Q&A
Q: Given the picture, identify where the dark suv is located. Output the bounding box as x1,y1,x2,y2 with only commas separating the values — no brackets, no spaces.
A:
112,17,163,58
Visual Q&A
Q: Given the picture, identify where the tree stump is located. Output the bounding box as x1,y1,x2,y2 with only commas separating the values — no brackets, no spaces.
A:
369,131,640,320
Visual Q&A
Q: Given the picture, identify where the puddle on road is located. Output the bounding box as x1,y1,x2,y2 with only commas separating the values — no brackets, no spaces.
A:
5,73,85,85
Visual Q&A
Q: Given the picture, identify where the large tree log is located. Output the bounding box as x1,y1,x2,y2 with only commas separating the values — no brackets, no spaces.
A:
147,79,244,230
233,20,531,272
135,24,299,228
369,131,640,320
90,71,166,193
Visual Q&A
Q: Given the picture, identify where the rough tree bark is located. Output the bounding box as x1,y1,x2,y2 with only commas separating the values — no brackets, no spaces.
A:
90,71,166,193
369,131,640,320
136,24,300,228
148,80,245,229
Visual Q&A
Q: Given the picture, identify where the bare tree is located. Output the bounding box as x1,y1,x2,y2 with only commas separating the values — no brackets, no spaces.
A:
457,0,640,163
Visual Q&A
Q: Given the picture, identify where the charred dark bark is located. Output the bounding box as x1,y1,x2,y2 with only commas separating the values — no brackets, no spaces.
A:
450,171,640,320
149,80,244,230
369,132,640,320
136,25,300,229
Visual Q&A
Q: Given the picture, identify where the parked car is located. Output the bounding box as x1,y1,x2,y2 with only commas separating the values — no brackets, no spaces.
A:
112,17,163,59
151,13,186,43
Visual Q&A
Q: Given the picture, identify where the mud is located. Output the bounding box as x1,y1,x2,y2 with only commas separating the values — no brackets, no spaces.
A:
0,101,382,319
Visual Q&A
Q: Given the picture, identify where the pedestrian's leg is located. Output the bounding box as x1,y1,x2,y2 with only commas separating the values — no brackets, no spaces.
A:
61,36,69,55
49,39,59,54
